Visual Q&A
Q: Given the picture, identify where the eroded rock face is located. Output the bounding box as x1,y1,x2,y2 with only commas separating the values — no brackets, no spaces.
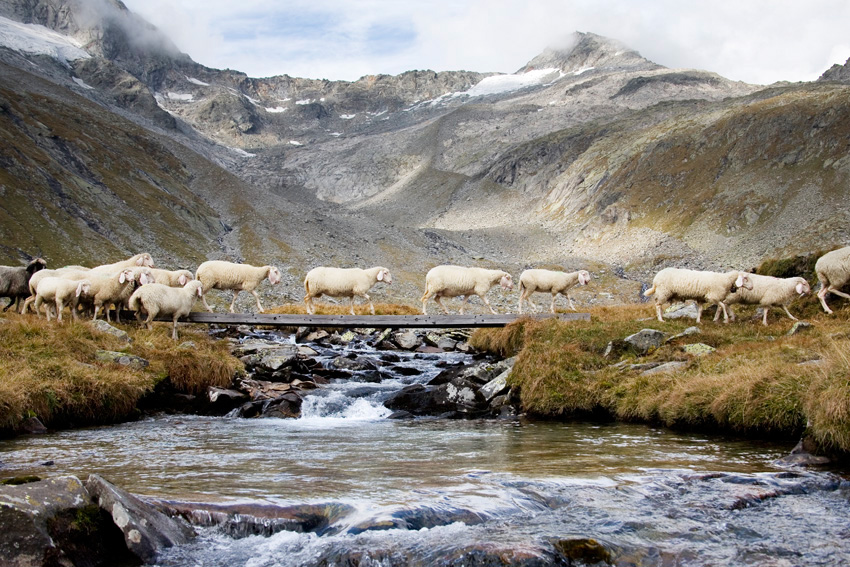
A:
85,474,195,563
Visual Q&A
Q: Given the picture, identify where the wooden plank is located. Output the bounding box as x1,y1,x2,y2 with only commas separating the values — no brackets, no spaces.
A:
135,312,590,328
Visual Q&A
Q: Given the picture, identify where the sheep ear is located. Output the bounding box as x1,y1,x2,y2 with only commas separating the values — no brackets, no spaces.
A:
119,272,126,284
141,273,150,285
796,282,805,294
76,283,84,297
179,274,187,286
196,284,203,297
377,270,384,282
136,257,143,266
735,274,744,288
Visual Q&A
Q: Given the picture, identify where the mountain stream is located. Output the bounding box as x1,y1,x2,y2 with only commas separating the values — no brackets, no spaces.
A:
1,330,848,566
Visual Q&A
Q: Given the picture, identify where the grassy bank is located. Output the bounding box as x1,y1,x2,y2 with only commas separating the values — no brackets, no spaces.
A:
0,313,241,435
470,299,850,456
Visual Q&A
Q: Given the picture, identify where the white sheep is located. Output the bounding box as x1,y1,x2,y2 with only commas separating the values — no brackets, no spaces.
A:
23,267,92,314
195,260,282,313
88,253,155,274
303,266,392,315
147,268,193,287
33,277,91,322
82,269,138,323
128,280,204,340
718,273,811,325
517,269,591,314
815,246,850,314
421,265,514,315
644,267,752,323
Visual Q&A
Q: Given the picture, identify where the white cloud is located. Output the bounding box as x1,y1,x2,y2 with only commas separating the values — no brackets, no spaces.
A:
121,0,850,84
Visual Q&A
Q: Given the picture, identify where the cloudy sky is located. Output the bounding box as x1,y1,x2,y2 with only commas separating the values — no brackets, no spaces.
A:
120,0,850,85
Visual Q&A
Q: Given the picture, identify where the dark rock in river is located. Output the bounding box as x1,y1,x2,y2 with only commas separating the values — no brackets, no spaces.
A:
384,377,487,417
86,474,195,563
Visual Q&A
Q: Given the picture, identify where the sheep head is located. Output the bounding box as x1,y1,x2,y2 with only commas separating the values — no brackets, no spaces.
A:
796,279,811,296
268,267,282,285
377,268,392,284
578,270,591,286
76,280,91,297
500,273,514,290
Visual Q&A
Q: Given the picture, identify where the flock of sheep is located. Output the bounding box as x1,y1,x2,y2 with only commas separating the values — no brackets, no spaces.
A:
0,246,848,339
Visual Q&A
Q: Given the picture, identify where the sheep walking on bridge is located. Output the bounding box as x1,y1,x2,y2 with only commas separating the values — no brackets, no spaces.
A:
195,260,282,313
815,246,850,314
421,265,513,315
304,266,392,315
644,267,752,323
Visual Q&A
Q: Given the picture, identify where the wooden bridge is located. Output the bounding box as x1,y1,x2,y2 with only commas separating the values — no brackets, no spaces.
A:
159,312,591,329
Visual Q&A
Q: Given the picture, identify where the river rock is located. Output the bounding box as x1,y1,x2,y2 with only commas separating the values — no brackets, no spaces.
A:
95,350,149,369
332,355,378,372
479,370,510,401
19,416,48,434
86,474,195,563
394,330,422,350
624,329,668,354
384,376,487,417
208,387,250,414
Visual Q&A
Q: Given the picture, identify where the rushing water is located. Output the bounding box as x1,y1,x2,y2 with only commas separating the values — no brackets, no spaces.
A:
1,332,848,566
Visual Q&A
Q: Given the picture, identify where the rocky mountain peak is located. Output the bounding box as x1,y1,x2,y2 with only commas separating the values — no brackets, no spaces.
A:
517,31,659,74
818,56,850,83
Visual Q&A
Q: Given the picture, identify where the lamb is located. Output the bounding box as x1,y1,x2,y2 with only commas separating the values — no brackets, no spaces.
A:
33,277,91,322
517,269,591,314
719,273,811,325
0,257,46,313
421,265,514,315
643,267,752,323
303,266,392,315
147,268,193,287
128,280,204,340
195,260,282,313
814,246,850,314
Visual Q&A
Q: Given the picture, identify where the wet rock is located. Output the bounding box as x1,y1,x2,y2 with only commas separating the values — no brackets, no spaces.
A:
553,537,613,565
479,371,510,401
304,329,330,342
624,329,668,354
0,475,137,567
297,345,319,357
19,416,48,434
387,410,415,419
332,356,378,372
208,387,250,414
603,338,629,359
389,365,423,376
384,376,487,417
95,350,149,370
682,343,716,356
641,361,688,375
86,474,195,563
262,393,303,419
774,435,831,467
416,345,444,354
394,330,422,350
90,319,131,342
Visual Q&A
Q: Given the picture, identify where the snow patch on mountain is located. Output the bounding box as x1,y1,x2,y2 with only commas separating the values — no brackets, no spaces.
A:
0,15,90,64
464,68,563,97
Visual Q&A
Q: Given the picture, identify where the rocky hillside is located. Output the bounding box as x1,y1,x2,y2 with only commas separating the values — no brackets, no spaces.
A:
1,0,849,310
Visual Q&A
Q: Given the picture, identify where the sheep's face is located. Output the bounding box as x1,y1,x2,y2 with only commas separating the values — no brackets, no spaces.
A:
76,281,91,297
796,279,811,295
268,267,282,285
734,273,753,292
500,273,514,290
136,253,155,268
378,269,392,284
118,269,135,284
578,270,591,286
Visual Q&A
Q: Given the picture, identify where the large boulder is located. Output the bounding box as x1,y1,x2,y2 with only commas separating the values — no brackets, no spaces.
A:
86,474,194,563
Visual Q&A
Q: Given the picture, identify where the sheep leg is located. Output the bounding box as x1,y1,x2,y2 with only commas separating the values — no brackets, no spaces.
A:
480,294,498,315
762,307,770,326
695,303,703,324
92,305,100,321
22,295,35,314
817,287,833,314
201,293,215,312
526,295,539,313
229,291,241,314
251,290,264,313
349,297,356,316
172,316,179,340
43,302,52,322
655,303,664,322
459,295,472,315
434,295,450,314
566,294,577,312
2,298,13,311
56,299,64,323
362,293,375,315
782,305,798,321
